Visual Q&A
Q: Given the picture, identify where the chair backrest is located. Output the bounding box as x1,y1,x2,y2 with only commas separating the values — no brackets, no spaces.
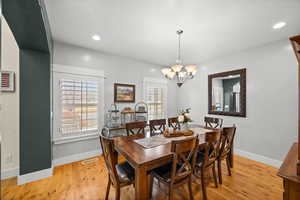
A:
204,116,223,128
219,126,236,157
149,119,166,135
125,121,146,136
168,117,181,130
170,137,198,184
99,129,119,185
204,131,221,165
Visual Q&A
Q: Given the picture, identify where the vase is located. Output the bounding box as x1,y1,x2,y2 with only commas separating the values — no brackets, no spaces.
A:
181,122,189,132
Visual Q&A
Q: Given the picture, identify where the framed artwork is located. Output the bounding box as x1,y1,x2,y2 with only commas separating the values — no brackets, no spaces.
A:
114,83,135,103
0,71,15,92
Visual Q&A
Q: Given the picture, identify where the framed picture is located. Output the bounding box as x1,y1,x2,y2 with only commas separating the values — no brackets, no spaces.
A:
0,71,15,92
114,83,135,103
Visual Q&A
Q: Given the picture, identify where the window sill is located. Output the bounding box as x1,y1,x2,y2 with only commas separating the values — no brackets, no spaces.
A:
53,132,99,145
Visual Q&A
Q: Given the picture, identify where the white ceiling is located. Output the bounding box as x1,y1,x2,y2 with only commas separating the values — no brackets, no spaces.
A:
45,0,300,66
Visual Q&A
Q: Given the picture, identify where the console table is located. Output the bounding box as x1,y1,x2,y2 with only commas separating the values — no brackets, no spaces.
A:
278,35,300,200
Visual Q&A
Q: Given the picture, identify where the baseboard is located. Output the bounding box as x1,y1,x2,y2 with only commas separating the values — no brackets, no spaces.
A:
235,148,282,168
52,150,102,167
17,167,53,185
1,167,19,180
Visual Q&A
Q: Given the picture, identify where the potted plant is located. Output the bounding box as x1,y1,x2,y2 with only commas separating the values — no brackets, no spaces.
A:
177,108,192,131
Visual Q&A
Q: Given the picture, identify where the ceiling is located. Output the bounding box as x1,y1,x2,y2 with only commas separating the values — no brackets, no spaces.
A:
45,0,300,66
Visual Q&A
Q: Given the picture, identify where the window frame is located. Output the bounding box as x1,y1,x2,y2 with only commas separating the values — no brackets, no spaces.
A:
143,77,168,121
52,65,104,144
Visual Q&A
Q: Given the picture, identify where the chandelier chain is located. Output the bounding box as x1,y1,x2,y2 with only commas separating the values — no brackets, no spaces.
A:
177,29,183,64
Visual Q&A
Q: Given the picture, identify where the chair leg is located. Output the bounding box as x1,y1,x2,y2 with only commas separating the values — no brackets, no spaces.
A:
188,176,194,200
149,174,154,199
115,187,120,200
226,157,232,176
218,159,223,184
169,185,173,200
200,167,207,200
105,178,111,200
212,163,218,188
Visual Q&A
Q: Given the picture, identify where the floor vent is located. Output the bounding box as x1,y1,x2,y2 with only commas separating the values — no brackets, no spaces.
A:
81,157,99,165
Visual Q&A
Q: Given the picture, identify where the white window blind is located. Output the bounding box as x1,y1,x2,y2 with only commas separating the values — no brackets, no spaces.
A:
144,78,167,121
147,87,164,120
60,79,98,135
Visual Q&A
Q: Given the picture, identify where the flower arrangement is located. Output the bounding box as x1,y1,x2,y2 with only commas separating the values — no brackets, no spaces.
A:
177,108,192,123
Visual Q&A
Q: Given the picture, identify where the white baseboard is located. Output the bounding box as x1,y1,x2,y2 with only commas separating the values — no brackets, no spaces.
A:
1,167,19,180
18,167,53,185
235,149,282,168
53,150,102,167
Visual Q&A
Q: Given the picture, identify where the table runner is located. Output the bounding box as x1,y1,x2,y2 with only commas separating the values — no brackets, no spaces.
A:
134,127,213,149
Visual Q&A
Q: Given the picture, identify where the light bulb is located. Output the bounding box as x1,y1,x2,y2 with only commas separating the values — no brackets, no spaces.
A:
185,65,197,73
171,65,183,73
161,68,171,75
167,71,176,79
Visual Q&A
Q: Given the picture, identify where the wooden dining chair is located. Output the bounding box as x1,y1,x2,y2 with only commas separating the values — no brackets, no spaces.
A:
99,129,135,200
168,117,181,130
149,119,166,136
217,126,237,184
204,116,223,128
125,121,146,136
193,131,221,200
149,137,198,200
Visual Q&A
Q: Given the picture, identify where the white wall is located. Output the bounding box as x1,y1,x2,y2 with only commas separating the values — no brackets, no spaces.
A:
52,41,178,162
53,39,297,166
178,39,298,162
0,17,20,178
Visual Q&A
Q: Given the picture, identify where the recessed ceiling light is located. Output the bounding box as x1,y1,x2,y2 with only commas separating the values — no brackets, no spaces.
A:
273,22,286,30
92,34,101,41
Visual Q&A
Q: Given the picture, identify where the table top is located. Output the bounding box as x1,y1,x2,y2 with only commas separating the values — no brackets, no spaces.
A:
113,126,219,168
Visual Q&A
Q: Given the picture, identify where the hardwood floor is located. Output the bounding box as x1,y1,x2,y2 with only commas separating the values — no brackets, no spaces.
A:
2,155,282,200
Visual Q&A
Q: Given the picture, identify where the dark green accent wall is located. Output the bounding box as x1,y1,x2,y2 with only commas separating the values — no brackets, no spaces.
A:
3,0,52,175
2,0,51,52
223,78,240,112
19,49,51,175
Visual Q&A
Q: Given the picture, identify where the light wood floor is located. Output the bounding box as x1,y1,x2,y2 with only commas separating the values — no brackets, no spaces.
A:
2,155,282,200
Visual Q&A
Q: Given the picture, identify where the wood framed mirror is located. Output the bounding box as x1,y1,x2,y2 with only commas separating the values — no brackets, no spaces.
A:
208,68,246,117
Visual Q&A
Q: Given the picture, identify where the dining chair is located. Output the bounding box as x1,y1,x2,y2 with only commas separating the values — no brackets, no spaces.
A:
193,131,220,200
149,137,198,200
204,116,223,128
125,121,146,136
99,129,135,200
217,126,237,184
168,117,181,131
149,119,166,136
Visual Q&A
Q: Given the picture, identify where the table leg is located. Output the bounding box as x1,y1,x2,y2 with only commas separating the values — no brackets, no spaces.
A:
135,166,149,200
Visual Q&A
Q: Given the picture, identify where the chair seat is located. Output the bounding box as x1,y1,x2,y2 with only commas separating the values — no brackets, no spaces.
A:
196,152,205,165
116,161,135,183
152,163,188,183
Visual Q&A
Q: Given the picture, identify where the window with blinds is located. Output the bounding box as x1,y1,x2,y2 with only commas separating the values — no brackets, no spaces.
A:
60,79,98,135
146,87,165,120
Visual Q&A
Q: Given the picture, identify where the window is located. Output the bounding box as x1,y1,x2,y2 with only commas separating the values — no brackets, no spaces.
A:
53,64,104,143
144,78,167,120
60,79,98,135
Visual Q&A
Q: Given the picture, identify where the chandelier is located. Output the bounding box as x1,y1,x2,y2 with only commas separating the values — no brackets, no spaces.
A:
161,29,197,87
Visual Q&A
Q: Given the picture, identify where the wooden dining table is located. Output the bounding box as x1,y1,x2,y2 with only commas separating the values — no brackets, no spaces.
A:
113,125,224,200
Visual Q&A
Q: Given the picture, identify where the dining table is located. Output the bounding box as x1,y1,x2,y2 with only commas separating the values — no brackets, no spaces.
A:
113,125,224,200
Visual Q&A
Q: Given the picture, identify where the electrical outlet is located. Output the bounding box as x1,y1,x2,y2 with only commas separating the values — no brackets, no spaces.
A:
5,153,13,164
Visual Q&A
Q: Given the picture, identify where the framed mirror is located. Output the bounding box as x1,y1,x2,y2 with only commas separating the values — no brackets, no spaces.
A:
208,68,246,117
